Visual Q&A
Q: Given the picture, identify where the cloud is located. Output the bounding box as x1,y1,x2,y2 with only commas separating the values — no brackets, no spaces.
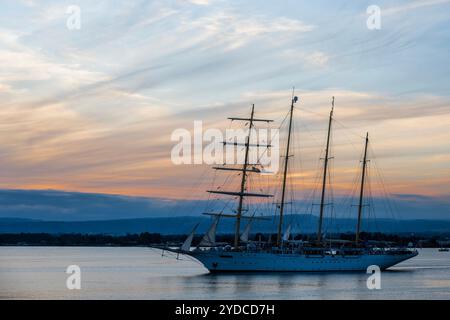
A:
1,85,449,200
383,0,450,16
19,0,36,7
0,27,108,97
185,0,212,5
301,51,330,67
0,1,449,212
183,11,314,50
0,83,14,93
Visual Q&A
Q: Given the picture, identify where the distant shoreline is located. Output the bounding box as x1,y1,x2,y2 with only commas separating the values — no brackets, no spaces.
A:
1,232,449,248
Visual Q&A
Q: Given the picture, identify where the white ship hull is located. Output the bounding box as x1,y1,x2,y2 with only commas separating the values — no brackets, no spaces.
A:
188,250,418,272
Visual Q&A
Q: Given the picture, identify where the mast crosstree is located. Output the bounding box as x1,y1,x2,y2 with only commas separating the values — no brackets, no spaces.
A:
207,104,273,248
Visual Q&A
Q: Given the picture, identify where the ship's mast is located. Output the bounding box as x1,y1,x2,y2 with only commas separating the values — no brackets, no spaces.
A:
234,104,255,248
317,97,334,243
356,132,369,243
207,105,273,248
276,95,298,247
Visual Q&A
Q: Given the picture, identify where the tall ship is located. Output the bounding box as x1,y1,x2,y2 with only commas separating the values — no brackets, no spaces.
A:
162,94,418,272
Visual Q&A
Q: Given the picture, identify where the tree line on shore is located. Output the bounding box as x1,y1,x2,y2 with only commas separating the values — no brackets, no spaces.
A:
0,232,449,247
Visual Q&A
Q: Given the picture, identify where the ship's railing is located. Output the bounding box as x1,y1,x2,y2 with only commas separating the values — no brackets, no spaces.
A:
195,241,418,257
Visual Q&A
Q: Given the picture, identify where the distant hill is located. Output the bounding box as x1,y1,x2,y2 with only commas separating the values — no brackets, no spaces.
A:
1,189,450,221
1,215,450,235
0,189,206,220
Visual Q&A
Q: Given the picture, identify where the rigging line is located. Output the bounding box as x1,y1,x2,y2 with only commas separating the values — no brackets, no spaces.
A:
209,171,241,212
367,166,381,233
253,121,272,170
171,163,214,218
333,126,364,157
293,105,327,118
263,165,274,217
293,103,363,153
364,165,371,232
335,147,360,229
291,116,303,222
369,145,404,232
328,141,339,231
205,168,218,210
369,167,380,233
295,118,323,148
275,108,291,133
332,118,366,140
327,158,336,234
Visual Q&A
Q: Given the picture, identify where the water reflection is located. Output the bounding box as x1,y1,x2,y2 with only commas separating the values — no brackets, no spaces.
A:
177,271,368,299
1,247,449,299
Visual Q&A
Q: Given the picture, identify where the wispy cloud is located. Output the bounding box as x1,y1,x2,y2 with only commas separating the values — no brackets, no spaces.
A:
383,0,450,16
185,0,213,6
0,0,449,209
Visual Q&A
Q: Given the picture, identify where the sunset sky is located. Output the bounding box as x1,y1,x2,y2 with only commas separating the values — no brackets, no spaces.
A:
1,0,450,220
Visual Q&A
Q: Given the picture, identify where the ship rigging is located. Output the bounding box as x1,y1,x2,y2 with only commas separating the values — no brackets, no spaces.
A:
157,92,418,272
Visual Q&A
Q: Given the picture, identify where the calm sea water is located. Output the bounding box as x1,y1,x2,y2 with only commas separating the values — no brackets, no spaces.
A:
1,247,449,300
